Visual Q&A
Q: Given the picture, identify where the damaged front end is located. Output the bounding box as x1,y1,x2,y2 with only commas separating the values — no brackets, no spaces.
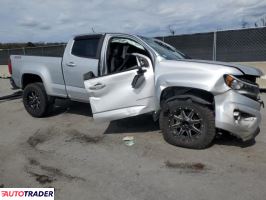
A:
215,74,263,141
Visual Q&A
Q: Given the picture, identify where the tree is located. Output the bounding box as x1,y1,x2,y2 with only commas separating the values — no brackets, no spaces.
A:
254,15,266,27
168,25,175,36
260,17,266,26
26,42,35,47
241,20,248,28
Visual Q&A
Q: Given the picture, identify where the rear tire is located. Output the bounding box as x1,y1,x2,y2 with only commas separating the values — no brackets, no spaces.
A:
160,99,215,149
23,82,52,117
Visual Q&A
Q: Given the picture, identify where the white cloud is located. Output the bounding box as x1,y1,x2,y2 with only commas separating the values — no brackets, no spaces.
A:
19,17,39,28
0,0,265,42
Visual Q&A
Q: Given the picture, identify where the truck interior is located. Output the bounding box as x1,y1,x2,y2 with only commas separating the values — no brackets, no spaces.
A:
106,38,150,74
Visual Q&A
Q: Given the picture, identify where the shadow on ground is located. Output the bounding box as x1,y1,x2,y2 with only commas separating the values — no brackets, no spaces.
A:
213,132,256,148
51,99,93,117
51,100,160,134
104,114,160,134
0,91,22,102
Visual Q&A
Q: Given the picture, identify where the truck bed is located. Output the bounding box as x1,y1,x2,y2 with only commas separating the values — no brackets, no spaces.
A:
10,55,67,98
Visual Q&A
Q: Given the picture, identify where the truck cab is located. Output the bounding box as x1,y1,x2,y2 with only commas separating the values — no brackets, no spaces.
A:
62,33,156,104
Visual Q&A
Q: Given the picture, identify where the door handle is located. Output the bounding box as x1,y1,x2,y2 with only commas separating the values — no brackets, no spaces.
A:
89,83,105,90
66,62,76,67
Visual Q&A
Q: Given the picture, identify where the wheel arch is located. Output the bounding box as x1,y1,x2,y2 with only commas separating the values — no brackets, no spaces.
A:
160,86,215,110
21,73,43,89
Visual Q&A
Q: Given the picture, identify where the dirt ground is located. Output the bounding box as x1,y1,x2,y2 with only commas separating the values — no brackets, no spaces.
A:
0,78,266,200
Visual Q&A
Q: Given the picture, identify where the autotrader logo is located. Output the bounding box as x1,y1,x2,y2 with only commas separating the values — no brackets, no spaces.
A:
0,188,54,199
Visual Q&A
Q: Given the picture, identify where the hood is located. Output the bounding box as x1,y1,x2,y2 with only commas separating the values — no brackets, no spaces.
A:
181,59,263,77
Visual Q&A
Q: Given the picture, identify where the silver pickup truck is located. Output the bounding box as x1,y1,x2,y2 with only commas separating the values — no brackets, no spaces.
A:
9,33,263,149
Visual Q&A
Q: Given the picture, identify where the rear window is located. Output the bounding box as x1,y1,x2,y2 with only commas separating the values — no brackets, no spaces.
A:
72,38,100,58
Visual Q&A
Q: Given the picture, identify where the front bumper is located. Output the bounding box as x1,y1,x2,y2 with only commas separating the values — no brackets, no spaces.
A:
215,90,262,141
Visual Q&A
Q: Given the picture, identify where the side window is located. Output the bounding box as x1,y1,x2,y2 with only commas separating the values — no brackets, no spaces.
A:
106,38,149,74
72,38,100,58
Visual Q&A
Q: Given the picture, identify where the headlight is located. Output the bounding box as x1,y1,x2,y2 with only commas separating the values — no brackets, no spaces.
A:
224,74,260,100
224,75,244,90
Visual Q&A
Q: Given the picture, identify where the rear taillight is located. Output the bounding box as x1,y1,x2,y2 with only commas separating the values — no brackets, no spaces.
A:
8,58,12,74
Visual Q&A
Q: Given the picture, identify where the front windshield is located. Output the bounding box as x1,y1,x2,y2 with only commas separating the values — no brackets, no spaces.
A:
141,37,188,60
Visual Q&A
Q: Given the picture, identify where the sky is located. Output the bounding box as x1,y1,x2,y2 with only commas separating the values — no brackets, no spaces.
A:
0,0,265,42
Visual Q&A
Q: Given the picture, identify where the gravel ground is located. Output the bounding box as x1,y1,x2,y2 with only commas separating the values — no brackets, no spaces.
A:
0,78,266,200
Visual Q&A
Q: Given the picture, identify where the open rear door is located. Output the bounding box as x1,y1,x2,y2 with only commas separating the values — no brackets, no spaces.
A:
84,54,156,122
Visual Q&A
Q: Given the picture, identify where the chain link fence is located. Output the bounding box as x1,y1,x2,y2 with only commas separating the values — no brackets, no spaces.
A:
158,32,214,60
216,28,266,62
0,27,266,64
157,27,266,62
0,45,66,64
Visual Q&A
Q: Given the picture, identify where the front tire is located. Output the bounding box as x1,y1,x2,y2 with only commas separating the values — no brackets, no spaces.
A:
160,99,215,149
23,82,51,117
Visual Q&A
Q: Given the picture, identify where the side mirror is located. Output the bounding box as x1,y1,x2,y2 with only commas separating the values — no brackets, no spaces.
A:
131,73,145,89
131,53,150,68
83,71,96,80
136,56,149,68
